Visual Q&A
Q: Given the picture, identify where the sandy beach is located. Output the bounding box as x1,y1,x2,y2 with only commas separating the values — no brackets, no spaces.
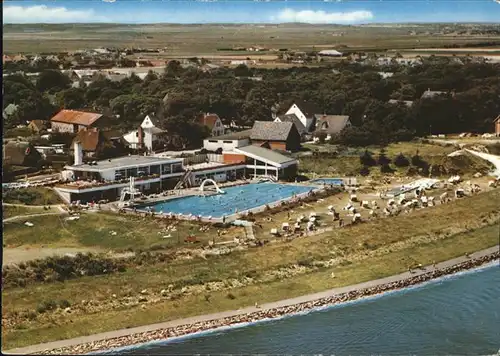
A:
3,245,499,355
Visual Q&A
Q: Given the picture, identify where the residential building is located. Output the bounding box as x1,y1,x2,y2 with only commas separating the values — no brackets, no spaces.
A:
250,121,302,152
3,141,42,168
3,104,18,121
71,128,129,159
421,89,448,100
203,130,252,152
281,101,319,133
28,120,49,133
314,115,352,140
388,99,414,107
199,113,224,137
50,109,108,133
274,113,308,140
494,115,500,137
123,115,167,151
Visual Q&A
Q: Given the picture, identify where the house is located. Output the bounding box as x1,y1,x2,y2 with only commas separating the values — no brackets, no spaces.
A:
250,121,301,152
203,130,252,152
123,114,167,151
28,120,49,133
3,141,43,168
280,101,320,133
388,99,414,107
3,55,13,64
50,109,107,133
378,72,394,79
494,115,500,137
314,115,351,140
3,103,19,121
274,113,308,140
71,128,129,159
199,113,224,137
421,89,448,99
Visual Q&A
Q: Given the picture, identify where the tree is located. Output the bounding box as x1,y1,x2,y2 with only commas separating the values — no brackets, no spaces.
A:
359,150,376,166
394,153,410,167
36,70,71,93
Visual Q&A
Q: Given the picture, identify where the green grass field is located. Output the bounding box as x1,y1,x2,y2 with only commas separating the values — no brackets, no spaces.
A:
2,189,499,349
3,24,500,54
2,187,62,206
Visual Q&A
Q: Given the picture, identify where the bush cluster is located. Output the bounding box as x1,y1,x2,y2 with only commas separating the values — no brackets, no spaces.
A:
2,253,126,289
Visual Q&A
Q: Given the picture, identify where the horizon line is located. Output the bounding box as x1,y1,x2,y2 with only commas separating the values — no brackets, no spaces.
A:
4,21,500,25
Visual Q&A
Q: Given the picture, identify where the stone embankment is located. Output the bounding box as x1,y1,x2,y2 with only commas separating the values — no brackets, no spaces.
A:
36,251,499,355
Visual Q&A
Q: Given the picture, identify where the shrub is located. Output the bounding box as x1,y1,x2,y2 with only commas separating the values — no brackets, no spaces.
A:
226,293,236,300
297,258,313,267
380,164,395,174
360,166,370,176
58,299,71,308
36,300,58,314
394,153,410,167
359,150,376,166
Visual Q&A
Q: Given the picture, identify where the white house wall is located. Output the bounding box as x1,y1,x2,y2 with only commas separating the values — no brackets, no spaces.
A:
285,105,308,128
203,138,249,151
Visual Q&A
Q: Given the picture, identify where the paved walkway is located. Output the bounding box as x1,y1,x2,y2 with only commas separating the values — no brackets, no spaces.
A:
465,149,500,177
3,211,66,223
4,246,499,355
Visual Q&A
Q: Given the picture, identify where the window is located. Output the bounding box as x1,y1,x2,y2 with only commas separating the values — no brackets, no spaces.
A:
150,165,160,175
161,164,171,174
223,140,232,144
209,140,217,143
135,132,139,137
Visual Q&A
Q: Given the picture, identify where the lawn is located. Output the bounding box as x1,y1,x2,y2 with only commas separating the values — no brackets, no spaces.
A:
2,189,499,349
2,187,62,206
2,212,243,251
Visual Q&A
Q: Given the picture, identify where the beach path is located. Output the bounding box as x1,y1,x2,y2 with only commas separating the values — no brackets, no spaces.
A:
3,245,499,355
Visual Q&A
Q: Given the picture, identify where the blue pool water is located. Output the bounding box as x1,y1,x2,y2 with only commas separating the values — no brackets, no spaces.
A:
139,183,314,218
310,178,344,186
105,263,500,355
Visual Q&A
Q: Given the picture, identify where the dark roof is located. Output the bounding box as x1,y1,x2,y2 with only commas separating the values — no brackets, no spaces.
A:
3,141,42,167
291,100,320,118
250,121,295,141
314,115,351,135
210,129,253,140
277,114,306,135
72,129,103,152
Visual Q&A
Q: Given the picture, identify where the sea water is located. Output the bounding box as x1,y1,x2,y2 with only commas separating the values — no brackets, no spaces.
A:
109,263,500,355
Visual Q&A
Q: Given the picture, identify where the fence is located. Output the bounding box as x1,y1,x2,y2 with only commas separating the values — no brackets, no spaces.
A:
182,154,223,165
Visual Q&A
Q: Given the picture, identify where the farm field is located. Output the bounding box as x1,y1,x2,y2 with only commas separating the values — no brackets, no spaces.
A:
3,23,500,55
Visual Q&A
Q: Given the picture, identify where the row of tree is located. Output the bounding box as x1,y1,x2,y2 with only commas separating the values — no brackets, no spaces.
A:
3,57,500,148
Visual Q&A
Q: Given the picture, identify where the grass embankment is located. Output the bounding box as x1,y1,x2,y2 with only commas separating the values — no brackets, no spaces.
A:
2,205,47,220
2,212,243,250
2,187,62,206
300,141,490,177
2,190,499,349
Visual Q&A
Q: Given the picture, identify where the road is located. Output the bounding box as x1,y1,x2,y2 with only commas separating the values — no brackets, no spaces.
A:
465,149,500,177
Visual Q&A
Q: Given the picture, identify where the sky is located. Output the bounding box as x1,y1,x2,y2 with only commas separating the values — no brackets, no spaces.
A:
3,0,500,24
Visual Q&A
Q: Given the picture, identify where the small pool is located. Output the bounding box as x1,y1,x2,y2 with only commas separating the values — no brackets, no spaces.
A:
138,182,314,219
309,178,344,186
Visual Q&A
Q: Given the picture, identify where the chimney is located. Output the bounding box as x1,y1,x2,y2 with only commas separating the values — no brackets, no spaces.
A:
138,126,144,148
73,140,83,166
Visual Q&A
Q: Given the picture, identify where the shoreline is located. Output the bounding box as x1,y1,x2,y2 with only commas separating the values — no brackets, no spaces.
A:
4,246,499,355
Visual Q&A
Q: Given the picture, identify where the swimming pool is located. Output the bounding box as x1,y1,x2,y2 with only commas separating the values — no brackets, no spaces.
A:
138,182,314,219
309,178,344,186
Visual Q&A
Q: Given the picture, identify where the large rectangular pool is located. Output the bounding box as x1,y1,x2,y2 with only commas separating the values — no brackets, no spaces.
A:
138,182,314,219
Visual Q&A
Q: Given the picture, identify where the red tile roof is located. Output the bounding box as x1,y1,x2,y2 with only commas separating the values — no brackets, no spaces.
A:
50,110,102,126
199,113,220,129
73,129,101,152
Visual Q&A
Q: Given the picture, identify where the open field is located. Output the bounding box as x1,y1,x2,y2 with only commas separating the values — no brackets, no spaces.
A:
2,211,244,251
299,141,491,177
3,24,500,54
2,187,62,206
2,205,47,220
2,188,499,349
